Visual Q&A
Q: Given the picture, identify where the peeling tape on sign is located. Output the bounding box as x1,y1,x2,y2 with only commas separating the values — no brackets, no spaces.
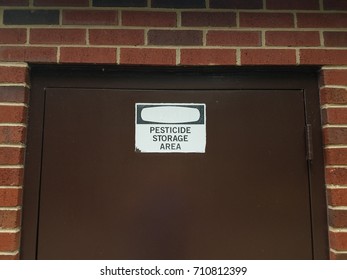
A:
135,103,206,153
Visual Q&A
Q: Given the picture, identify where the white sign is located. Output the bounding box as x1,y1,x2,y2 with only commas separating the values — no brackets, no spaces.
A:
135,103,206,153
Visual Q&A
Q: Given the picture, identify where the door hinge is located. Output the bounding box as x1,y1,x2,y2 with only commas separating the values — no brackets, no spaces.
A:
305,124,313,161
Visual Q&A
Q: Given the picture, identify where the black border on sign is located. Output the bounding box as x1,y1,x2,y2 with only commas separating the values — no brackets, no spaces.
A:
136,104,205,124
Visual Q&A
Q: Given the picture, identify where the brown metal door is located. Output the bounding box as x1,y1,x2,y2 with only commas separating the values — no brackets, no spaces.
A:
21,67,328,259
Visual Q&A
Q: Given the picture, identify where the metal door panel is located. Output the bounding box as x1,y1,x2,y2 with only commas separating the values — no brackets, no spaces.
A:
36,88,311,259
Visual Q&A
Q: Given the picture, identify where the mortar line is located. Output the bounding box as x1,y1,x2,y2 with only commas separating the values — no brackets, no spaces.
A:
116,47,120,64
0,9,3,26
236,49,241,66
325,164,347,168
322,66,347,70
328,206,347,210
236,11,240,28
144,28,149,45
0,228,20,233
177,10,182,27
0,251,19,255
86,28,90,45
118,10,122,26
54,45,58,63
0,206,21,211
321,104,347,109
59,8,62,26
0,165,24,168
326,185,347,189
293,12,298,28
0,144,25,148
176,48,181,65
261,30,266,47
295,49,300,65
329,227,347,233
0,84,30,89
319,30,325,47
0,63,28,67
203,30,207,46
0,186,22,189
0,102,28,107
0,123,27,127
330,249,347,254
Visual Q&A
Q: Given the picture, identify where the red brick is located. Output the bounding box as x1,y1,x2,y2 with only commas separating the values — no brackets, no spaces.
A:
324,32,347,47
0,67,27,83
34,0,88,6
327,188,347,206
0,0,28,5
0,29,26,44
148,30,203,46
0,86,28,103
0,169,23,186
324,0,347,10
323,128,347,145
30,28,86,45
266,31,320,47
297,13,347,28
181,49,236,65
329,209,347,227
325,149,347,165
322,69,347,85
210,0,262,9
320,88,347,105
322,108,347,124
329,231,347,250
300,49,347,65
0,148,24,165
241,49,296,65
60,47,116,63
0,253,19,260
321,70,347,86
122,11,176,27
207,31,260,46
267,0,319,10
181,12,236,27
0,188,22,206
89,29,144,45
330,251,347,260
0,232,20,251
120,48,176,66
326,168,347,185
0,106,27,123
62,10,118,25
240,12,294,28
0,210,21,228
0,46,57,63
0,126,26,144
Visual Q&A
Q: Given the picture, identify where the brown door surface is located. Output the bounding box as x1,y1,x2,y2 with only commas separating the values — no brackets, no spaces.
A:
21,67,328,259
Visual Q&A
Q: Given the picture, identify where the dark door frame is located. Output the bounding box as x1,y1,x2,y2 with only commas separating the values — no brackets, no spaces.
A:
21,65,328,259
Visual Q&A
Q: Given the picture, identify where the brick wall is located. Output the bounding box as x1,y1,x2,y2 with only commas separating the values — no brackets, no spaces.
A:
0,0,346,259
321,66,347,259
0,63,28,260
